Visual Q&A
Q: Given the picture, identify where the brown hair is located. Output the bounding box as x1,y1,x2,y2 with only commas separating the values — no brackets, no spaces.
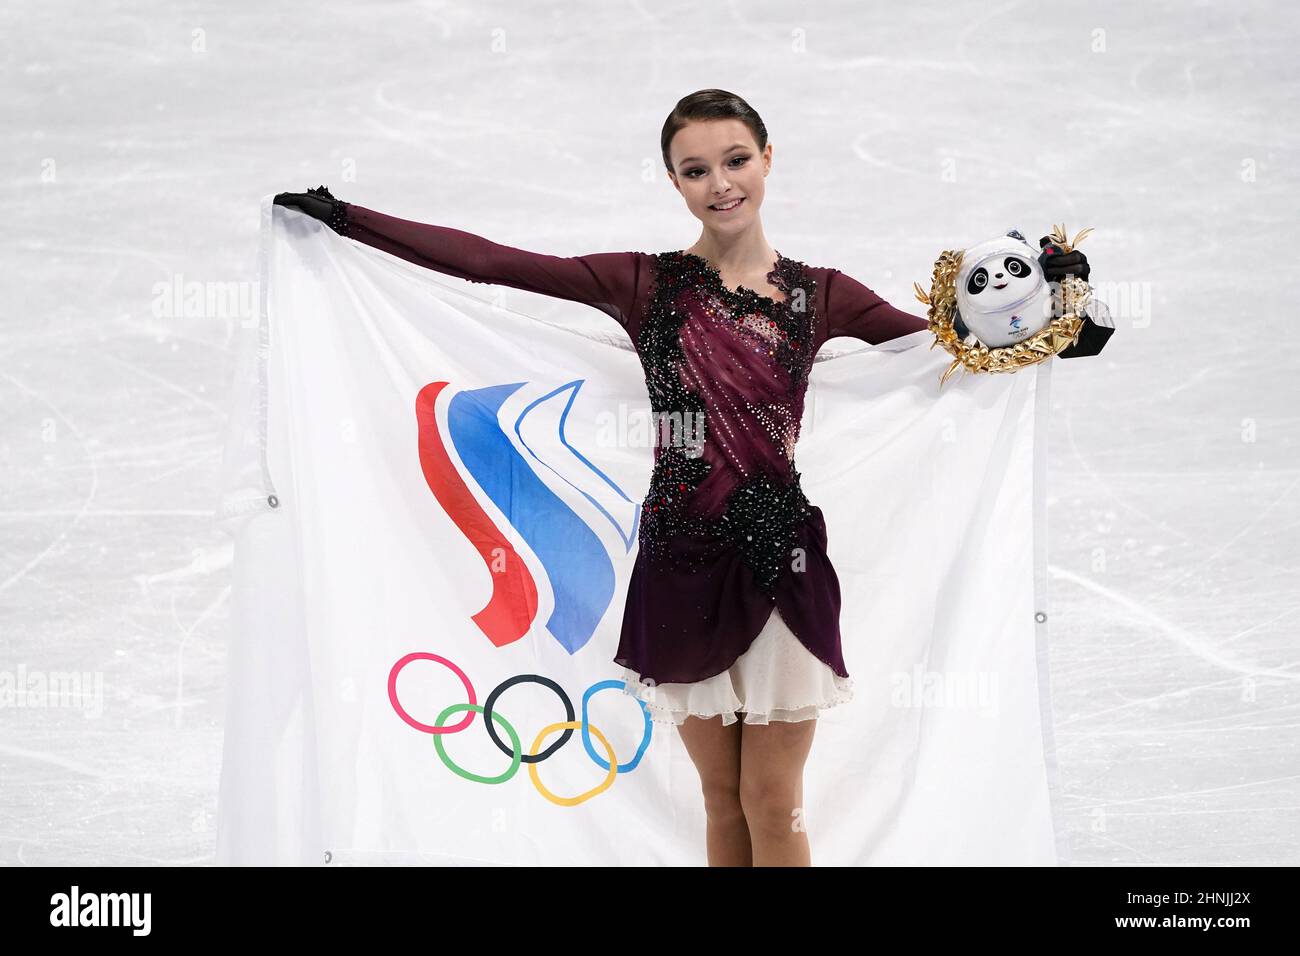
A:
660,89,769,174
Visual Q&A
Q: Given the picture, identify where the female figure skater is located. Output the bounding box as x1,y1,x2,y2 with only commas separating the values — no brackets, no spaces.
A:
276,89,1099,867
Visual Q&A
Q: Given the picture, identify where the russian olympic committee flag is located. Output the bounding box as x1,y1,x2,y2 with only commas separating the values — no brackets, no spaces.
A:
213,197,1069,866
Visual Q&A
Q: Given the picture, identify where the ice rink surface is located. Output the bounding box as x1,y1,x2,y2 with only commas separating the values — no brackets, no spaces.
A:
2,0,1296,864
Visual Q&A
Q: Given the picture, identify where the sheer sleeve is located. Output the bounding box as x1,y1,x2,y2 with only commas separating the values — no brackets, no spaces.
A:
337,202,643,332
821,267,930,346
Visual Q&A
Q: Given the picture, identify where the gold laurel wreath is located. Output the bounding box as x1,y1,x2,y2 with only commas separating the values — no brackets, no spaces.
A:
913,224,1095,386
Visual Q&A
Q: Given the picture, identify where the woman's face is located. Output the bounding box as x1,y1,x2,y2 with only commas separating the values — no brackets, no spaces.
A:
667,119,771,233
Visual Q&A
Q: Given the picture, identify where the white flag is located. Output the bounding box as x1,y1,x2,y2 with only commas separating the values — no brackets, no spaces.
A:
214,198,1068,866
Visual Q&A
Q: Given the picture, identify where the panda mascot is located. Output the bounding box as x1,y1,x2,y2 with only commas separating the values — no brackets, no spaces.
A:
951,227,1114,359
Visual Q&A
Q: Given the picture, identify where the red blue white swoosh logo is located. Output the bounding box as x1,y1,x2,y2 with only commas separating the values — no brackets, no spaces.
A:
415,378,639,655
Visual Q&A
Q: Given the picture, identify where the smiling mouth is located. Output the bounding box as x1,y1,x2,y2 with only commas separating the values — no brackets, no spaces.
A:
993,282,1007,289
709,197,745,212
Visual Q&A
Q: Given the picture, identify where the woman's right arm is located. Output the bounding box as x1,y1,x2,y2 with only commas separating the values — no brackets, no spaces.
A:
338,202,644,333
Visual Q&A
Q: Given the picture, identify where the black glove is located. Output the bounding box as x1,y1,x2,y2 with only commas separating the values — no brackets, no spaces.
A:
273,185,350,234
1038,236,1114,358
1037,235,1089,283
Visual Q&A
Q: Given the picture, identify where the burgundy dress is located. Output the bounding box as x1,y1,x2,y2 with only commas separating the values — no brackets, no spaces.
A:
332,203,932,700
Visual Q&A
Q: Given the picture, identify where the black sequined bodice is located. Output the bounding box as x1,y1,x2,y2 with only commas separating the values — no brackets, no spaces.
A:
635,250,820,594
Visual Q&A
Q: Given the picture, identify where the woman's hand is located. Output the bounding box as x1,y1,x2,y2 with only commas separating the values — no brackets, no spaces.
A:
1037,235,1090,283
1039,235,1114,358
273,185,348,233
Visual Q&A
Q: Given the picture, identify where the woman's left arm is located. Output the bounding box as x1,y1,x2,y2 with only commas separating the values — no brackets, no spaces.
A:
821,268,930,346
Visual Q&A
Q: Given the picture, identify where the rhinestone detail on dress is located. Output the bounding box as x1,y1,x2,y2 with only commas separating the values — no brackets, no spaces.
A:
634,249,820,595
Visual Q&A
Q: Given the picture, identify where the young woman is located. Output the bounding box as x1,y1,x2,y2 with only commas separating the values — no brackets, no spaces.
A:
275,88,1098,867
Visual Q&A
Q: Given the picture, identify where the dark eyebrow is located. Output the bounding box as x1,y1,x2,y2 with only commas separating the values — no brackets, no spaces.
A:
676,143,749,167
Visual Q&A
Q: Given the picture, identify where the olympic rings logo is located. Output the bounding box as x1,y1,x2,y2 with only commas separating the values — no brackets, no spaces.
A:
387,652,656,806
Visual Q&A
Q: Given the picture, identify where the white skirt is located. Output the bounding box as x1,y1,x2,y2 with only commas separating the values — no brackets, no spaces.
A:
619,606,855,727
